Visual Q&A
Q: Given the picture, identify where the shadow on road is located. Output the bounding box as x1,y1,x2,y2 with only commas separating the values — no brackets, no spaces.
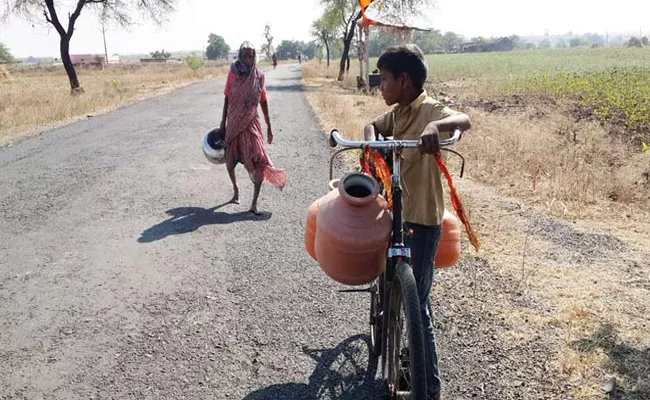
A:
244,334,384,400
269,76,301,82
265,84,304,92
138,203,272,243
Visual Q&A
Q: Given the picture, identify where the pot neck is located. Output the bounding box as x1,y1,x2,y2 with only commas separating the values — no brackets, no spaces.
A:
337,173,379,207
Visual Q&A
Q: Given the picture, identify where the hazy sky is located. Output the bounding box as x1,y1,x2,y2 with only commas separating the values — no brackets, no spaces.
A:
1,0,648,58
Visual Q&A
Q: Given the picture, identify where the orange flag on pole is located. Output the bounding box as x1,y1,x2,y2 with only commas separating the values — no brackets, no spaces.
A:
359,0,377,26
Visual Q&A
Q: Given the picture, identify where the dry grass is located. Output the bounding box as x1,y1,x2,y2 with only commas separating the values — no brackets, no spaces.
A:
302,62,384,140
0,64,10,80
457,107,650,217
0,62,229,146
301,60,650,218
302,59,650,399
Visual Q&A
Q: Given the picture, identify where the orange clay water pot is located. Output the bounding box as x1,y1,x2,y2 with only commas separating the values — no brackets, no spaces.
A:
304,189,337,261
305,199,319,261
314,173,392,285
303,178,343,261
433,209,462,268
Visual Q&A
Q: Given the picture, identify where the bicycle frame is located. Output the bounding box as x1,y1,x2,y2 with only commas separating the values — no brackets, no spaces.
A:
328,127,463,391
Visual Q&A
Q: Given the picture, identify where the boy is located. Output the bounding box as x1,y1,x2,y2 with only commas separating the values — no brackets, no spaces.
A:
364,44,471,400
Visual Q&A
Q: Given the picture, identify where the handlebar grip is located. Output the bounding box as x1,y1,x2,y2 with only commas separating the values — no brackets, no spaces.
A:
329,130,339,148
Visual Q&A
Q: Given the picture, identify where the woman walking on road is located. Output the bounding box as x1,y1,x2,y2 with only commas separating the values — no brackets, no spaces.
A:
220,41,287,215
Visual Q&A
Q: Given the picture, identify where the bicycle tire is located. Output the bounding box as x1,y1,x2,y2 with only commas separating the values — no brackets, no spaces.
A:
369,274,384,358
386,262,427,400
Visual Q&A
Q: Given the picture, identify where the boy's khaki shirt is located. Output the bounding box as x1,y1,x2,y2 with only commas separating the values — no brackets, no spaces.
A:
373,91,459,226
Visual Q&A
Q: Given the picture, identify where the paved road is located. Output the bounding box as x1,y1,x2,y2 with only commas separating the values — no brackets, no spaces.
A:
1,64,382,399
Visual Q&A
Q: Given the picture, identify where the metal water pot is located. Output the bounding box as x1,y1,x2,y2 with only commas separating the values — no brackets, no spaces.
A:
203,127,226,164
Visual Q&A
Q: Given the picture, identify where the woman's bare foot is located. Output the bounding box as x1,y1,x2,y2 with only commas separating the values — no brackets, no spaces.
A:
229,189,240,204
249,204,262,215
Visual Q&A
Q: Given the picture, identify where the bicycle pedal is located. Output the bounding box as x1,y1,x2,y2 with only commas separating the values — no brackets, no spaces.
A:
400,348,410,359
337,287,372,293
398,372,411,391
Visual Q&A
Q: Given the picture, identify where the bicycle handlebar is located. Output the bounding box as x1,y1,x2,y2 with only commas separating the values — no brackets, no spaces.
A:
328,128,462,149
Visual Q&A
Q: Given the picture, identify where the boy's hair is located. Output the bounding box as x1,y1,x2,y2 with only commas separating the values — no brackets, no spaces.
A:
377,44,428,90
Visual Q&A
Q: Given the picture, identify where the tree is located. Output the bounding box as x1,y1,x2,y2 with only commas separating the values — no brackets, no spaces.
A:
366,28,446,57
443,31,461,52
555,39,568,49
205,33,230,60
311,9,338,66
273,40,318,61
185,54,204,72
471,36,488,45
0,42,14,63
302,40,318,59
508,34,520,47
368,30,398,57
2,0,175,94
150,49,171,59
412,30,445,54
584,32,604,45
276,40,301,60
539,39,551,49
261,23,273,61
569,38,582,48
321,0,434,81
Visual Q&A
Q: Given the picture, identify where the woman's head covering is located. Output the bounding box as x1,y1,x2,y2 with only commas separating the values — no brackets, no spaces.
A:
231,41,256,77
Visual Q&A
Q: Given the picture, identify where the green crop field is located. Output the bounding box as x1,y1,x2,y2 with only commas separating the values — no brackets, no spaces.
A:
369,47,650,146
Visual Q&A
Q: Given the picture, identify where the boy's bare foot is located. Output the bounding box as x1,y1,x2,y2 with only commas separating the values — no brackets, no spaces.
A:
249,205,262,216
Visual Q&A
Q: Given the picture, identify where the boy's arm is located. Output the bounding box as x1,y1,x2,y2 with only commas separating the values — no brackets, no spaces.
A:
420,110,472,154
365,110,393,141
426,112,471,134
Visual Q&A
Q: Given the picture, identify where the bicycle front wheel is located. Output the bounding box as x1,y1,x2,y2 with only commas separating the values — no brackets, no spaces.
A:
369,273,385,358
385,262,427,400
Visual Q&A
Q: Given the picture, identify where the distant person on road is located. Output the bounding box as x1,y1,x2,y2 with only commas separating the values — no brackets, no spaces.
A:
363,44,471,400
220,41,287,215
272,52,278,69
297,53,302,64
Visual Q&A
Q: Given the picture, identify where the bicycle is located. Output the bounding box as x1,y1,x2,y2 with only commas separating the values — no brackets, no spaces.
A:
327,127,463,400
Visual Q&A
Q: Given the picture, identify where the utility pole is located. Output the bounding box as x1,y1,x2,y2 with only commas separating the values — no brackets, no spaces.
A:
101,21,108,65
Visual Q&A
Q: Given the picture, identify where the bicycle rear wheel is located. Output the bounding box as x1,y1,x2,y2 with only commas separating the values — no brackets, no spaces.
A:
385,262,427,400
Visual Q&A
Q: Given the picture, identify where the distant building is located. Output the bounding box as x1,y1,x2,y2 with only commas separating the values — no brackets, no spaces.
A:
491,37,514,52
226,52,238,62
460,37,514,53
140,58,167,63
258,50,269,62
70,54,119,67
70,54,101,66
